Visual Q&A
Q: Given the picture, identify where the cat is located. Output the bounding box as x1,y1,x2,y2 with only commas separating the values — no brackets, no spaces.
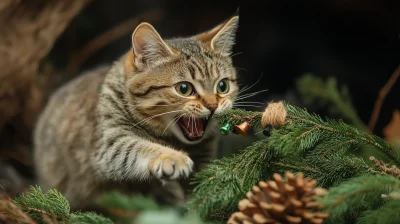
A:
34,15,239,210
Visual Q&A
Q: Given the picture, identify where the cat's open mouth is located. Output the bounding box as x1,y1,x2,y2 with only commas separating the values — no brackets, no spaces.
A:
177,116,208,141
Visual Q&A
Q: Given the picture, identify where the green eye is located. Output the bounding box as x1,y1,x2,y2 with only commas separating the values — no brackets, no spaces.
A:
175,82,194,96
217,79,229,94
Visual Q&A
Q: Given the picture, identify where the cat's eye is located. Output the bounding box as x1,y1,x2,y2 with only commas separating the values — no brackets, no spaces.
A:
175,82,195,96
217,79,229,94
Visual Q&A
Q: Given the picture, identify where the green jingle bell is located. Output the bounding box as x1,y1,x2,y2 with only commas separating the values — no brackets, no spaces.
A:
220,123,233,135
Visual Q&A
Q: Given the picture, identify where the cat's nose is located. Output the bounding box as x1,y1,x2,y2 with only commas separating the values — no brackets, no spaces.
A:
205,103,218,112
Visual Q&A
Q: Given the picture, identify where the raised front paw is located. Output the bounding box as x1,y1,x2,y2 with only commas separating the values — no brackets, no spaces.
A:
151,152,194,180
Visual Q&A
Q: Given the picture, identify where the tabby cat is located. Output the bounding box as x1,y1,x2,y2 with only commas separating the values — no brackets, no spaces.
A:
34,16,239,209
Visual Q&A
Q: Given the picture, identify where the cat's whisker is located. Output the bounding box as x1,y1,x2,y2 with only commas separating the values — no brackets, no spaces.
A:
233,105,264,108
233,105,263,108
233,104,264,107
237,88,269,97
235,66,248,72
235,89,269,101
233,103,264,106
162,113,186,135
238,73,264,94
129,102,145,111
128,102,185,110
162,114,181,135
134,110,184,127
230,52,242,57
233,101,265,105
125,102,187,115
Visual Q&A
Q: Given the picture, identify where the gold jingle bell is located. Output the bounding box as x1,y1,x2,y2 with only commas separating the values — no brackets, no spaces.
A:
234,121,250,136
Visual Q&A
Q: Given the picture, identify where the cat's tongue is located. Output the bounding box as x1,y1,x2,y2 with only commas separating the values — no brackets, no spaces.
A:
178,117,206,140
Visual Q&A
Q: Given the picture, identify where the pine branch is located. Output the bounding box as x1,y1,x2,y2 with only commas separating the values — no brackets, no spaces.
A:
65,212,113,224
213,109,263,128
275,153,371,187
14,186,70,223
4,186,112,224
188,140,369,219
213,104,400,166
319,175,400,223
369,156,400,177
193,103,400,222
357,199,400,224
296,74,368,132
188,139,279,220
96,191,161,219
134,210,216,224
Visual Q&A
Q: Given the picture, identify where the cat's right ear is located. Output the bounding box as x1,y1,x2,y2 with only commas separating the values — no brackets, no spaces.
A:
131,23,174,70
194,16,239,56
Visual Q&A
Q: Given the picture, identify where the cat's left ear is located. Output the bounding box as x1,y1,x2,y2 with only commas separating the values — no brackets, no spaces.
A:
131,22,174,69
194,16,239,56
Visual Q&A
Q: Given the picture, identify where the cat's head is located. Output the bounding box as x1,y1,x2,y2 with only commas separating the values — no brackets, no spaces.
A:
125,16,239,144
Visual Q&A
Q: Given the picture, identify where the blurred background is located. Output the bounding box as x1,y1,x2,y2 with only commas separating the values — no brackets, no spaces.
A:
0,0,399,197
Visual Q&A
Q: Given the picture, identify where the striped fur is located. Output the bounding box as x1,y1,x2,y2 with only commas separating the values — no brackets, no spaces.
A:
34,16,239,209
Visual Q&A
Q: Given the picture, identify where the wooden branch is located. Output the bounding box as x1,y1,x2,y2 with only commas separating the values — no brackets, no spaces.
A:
0,0,93,133
0,0,19,13
368,65,400,133
0,1,93,172
0,194,36,224
370,156,400,178
66,9,164,73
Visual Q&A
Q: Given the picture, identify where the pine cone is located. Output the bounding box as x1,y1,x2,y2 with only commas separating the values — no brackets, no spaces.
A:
228,172,328,224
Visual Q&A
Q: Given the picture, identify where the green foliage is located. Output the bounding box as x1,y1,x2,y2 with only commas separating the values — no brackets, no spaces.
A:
11,186,110,224
276,104,397,163
8,96,400,223
188,139,279,220
66,212,113,224
213,108,262,129
95,191,216,224
189,103,400,221
96,191,161,212
14,186,70,222
319,175,400,224
214,104,399,166
134,210,216,224
296,74,368,131
276,154,370,187
357,199,400,224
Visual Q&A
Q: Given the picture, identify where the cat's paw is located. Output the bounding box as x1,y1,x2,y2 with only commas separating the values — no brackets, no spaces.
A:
151,152,194,180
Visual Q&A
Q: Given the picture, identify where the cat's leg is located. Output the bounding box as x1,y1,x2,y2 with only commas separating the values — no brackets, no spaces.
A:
92,132,194,182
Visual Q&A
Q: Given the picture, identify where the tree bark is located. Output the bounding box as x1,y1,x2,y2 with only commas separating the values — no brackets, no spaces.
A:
0,0,92,161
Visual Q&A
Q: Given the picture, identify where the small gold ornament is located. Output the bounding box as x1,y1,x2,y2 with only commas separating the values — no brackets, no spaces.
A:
234,121,250,136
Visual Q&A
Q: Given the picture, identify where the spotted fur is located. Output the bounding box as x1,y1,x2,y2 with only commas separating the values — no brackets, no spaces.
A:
34,16,239,209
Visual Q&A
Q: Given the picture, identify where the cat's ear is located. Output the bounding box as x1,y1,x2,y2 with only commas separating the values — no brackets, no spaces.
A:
195,16,239,56
131,23,174,69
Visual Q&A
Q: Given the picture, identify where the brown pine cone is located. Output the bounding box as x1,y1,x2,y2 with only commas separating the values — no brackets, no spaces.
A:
228,172,328,224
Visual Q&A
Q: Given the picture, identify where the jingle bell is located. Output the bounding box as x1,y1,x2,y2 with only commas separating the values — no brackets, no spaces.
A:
220,123,233,135
263,124,272,136
234,121,250,136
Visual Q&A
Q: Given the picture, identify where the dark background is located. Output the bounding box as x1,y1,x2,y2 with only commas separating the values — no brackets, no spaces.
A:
2,0,399,194
50,0,400,137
